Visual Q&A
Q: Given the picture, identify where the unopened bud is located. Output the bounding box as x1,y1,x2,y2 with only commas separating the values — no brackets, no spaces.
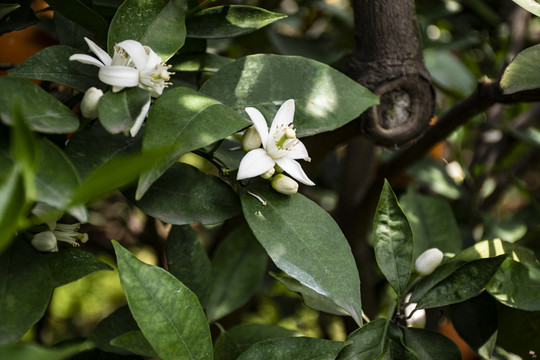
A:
31,231,58,252
271,174,298,195
242,126,262,152
415,248,443,276
80,87,103,119
404,294,426,328
260,167,275,179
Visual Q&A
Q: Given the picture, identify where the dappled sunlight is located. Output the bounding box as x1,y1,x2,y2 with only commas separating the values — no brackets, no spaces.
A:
304,69,338,118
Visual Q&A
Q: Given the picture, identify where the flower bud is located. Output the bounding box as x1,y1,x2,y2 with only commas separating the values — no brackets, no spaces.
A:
80,87,103,119
260,167,275,179
414,248,444,276
404,294,426,328
31,231,58,252
271,174,298,195
242,126,262,152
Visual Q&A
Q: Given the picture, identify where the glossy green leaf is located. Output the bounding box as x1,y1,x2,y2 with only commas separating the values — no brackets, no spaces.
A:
240,180,362,325
271,272,349,316
88,305,140,355
0,1,37,35
166,225,212,307
338,318,389,360
35,139,80,210
400,189,462,258
512,0,540,18
497,305,540,358
206,225,267,322
406,157,461,200
501,44,540,94
110,330,157,358
0,164,26,253
113,241,212,360
98,88,150,135
0,4,20,20
43,0,108,40
424,49,476,97
127,162,241,225
0,78,79,134
487,258,540,311
387,323,419,360
402,328,461,360
186,6,286,39
65,122,141,180
0,342,88,360
8,45,105,93
200,54,378,138
456,238,537,264
416,255,507,309
227,324,299,353
136,86,250,198
214,328,240,360
108,0,187,60
169,53,234,72
42,248,113,288
409,259,467,304
237,337,349,360
373,180,414,296
0,240,53,345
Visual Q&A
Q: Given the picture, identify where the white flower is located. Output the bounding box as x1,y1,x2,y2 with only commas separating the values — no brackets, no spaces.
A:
237,99,315,186
70,37,172,97
414,248,444,276
80,87,103,119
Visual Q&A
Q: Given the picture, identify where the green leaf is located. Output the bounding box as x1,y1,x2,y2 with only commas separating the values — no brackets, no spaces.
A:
109,330,158,358
501,44,540,94
42,248,113,287
424,49,476,97
186,6,286,39
214,328,241,360
7,45,104,92
127,162,241,225
483,214,528,243
0,342,88,360
108,0,187,60
409,259,467,304
136,86,250,199
511,0,540,17
169,52,235,73
387,323,419,360
456,238,538,264
406,157,461,200
240,180,363,325
402,328,461,360
200,54,378,138
271,272,349,316
0,4,20,20
113,240,212,360
237,337,349,360
0,164,26,253
399,189,462,258
98,88,150,135
42,0,108,40
338,318,390,360
416,255,507,309
35,139,81,210
0,77,79,134
227,324,299,353
166,225,212,307
88,305,140,355
487,259,540,311
0,240,53,345
206,225,268,322
373,180,414,297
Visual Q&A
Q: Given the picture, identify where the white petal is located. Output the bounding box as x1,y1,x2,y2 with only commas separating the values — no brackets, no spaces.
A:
287,140,311,161
275,157,315,186
237,148,275,180
117,40,148,69
143,46,162,68
130,97,151,137
69,54,105,67
84,37,111,66
270,99,295,136
245,107,269,148
98,66,139,87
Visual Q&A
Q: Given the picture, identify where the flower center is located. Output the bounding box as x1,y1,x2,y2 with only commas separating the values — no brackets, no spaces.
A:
151,64,174,88
276,125,297,150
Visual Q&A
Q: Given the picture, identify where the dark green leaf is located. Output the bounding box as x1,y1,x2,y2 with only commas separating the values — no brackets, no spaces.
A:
113,241,212,360
338,318,390,360
0,77,79,134
373,180,414,296
497,305,540,358
42,248,113,287
0,342,87,360
109,330,157,358
410,259,467,304
400,189,462,258
237,337,349,360
8,45,105,92
186,6,286,39
89,305,140,355
108,0,187,60
501,44,540,94
136,86,250,198
417,255,507,309
98,88,150,135
402,327,461,360
128,162,241,225
53,12,92,49
214,328,241,360
206,225,267,322
240,180,362,325
387,324,419,360
0,240,53,345
166,225,212,307
271,272,349,316
200,54,378,138
227,323,299,354
169,53,234,73
43,0,108,40
0,1,37,35
213,139,244,171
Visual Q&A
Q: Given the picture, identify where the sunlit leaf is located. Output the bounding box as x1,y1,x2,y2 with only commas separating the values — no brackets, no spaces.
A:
237,337,349,360
501,44,540,94
98,88,150,135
